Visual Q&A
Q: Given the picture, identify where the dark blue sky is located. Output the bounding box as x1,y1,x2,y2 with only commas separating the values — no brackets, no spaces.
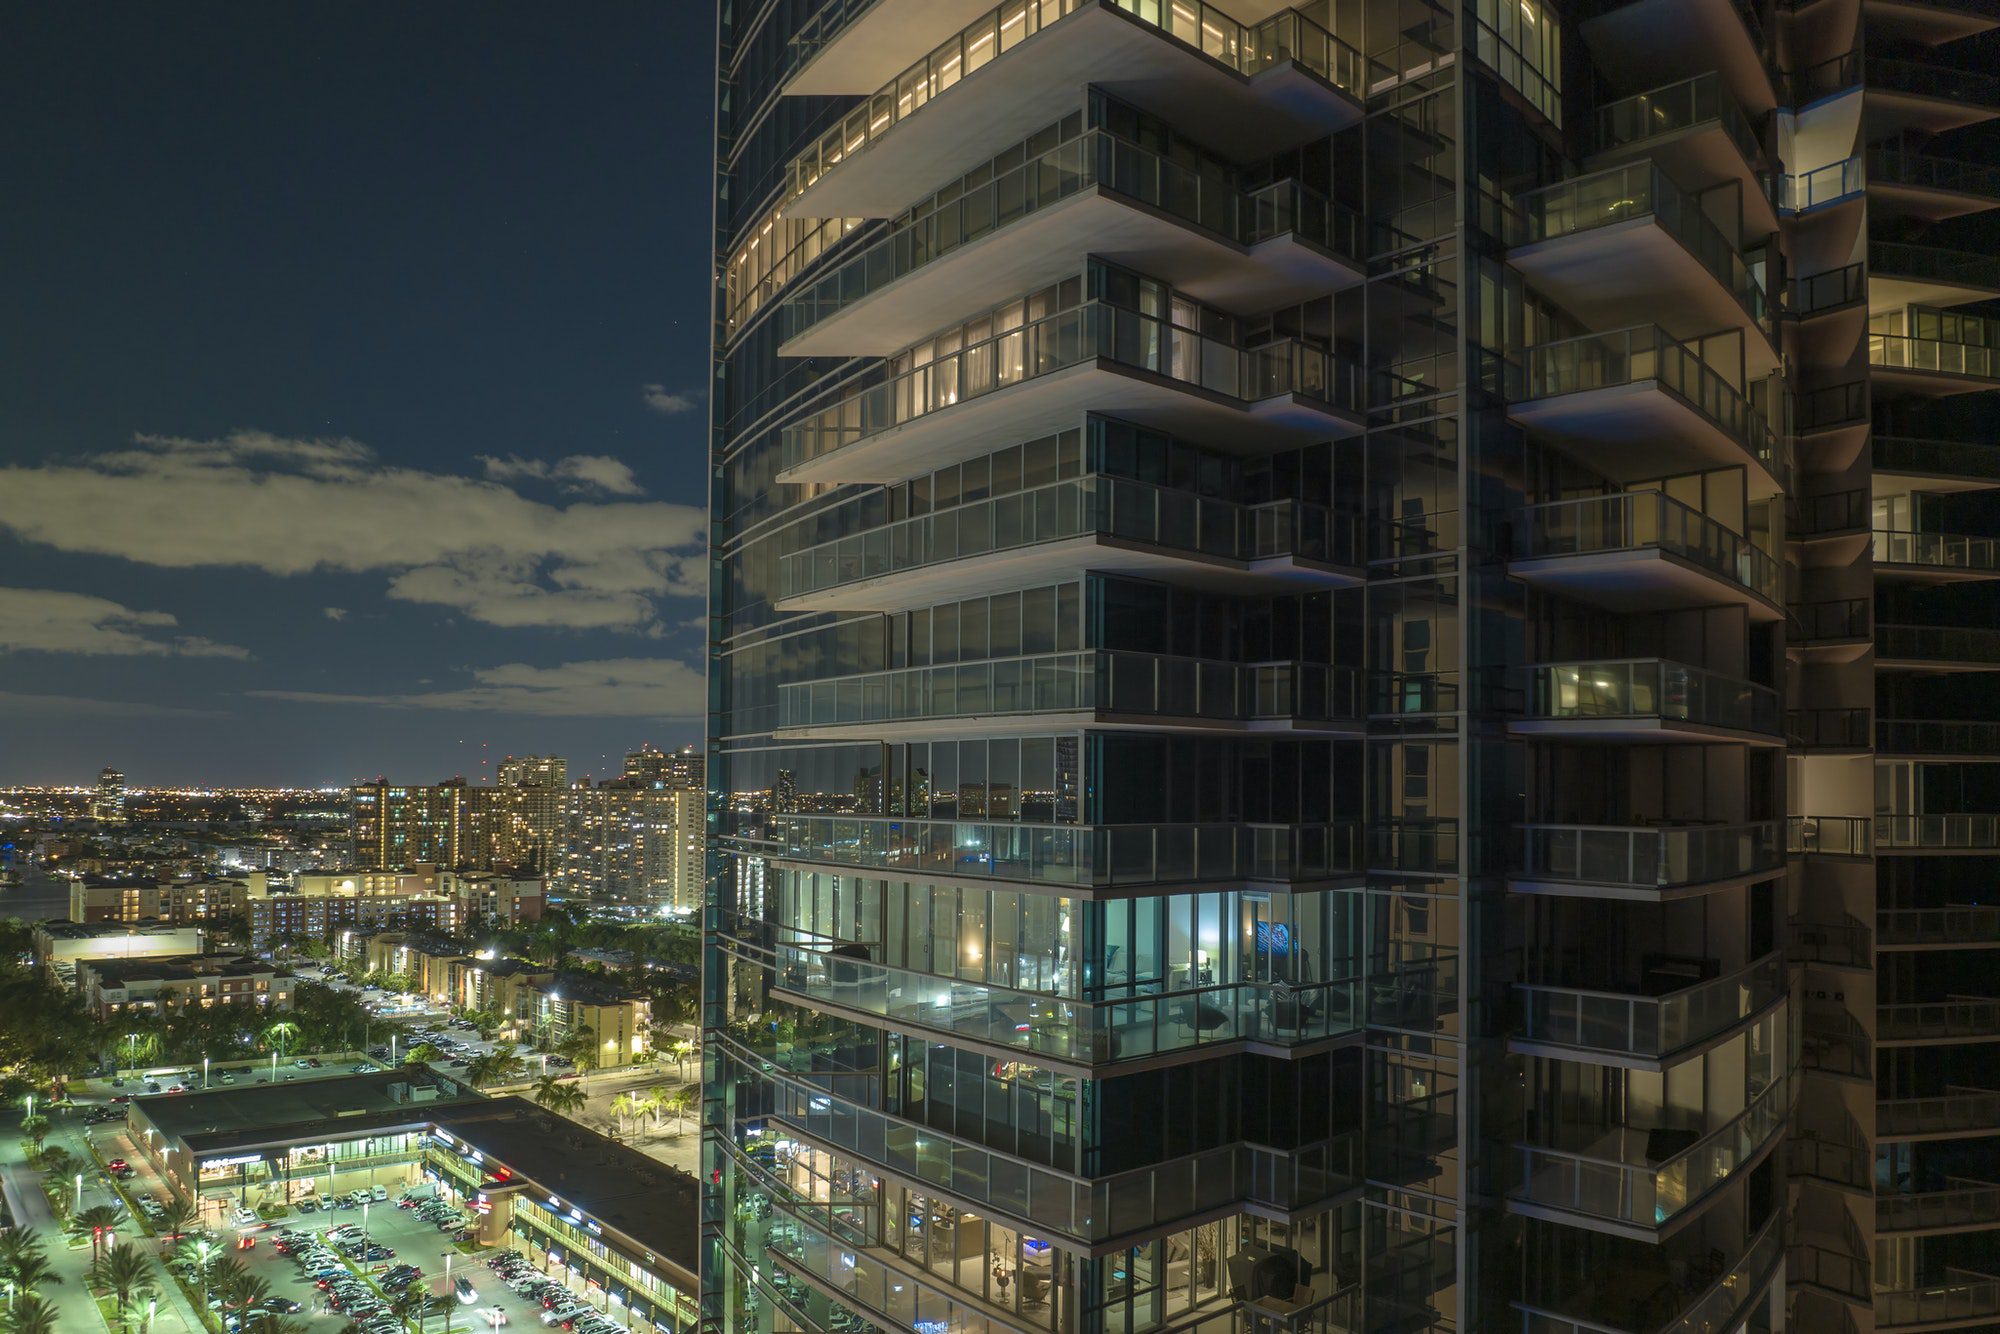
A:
0,3,715,786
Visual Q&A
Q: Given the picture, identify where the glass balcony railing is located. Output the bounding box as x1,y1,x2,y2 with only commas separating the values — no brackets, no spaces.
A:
1517,1210,1783,1334
1876,814,2000,850
1792,599,1870,644
1792,913,1874,968
785,0,876,73
1790,488,1867,536
1802,1006,1873,1079
1874,436,2000,482
1587,71,1762,167
1868,147,2000,200
1789,1130,1871,1191
777,651,1362,731
1796,380,1868,432
1871,239,2000,293
1525,659,1780,735
1879,719,2000,754
1788,50,1862,107
1870,332,2000,382
1878,905,2000,946
1878,997,2000,1041
1780,156,1865,212
1870,57,2000,108
784,127,1362,340
1879,1270,2000,1330
1787,815,1871,855
1515,821,1784,890
770,941,1363,1064
1878,1087,2000,1139
1514,1075,1789,1230
779,473,1359,600
1879,1179,2000,1234
1788,262,1865,317
781,299,1361,475
1517,326,1786,483
1873,528,2000,572
1878,624,2000,665
1517,953,1786,1059
1792,1239,1871,1305
1515,492,1783,604
1510,164,1772,330
784,0,1369,206
1787,707,1871,749
774,814,1360,888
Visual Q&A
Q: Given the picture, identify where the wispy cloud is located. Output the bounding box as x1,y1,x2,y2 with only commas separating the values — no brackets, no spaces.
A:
251,657,705,719
476,453,645,497
0,691,222,718
0,587,249,659
322,607,348,621
641,384,701,416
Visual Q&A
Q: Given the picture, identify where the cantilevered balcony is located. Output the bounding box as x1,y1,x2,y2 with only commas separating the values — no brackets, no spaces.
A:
1575,0,1777,116
1787,707,1872,751
1878,1180,2000,1236
1802,1006,1874,1080
1873,528,2000,580
1792,912,1875,969
1788,814,1873,857
1877,814,2000,852
1877,1270,2000,1331
1779,156,1866,214
774,651,1363,739
778,301,1363,486
1868,57,2000,136
1872,240,2000,309
1787,262,1867,323
1585,72,1773,230
1796,380,1871,470
1864,0,2000,48
1870,715,2000,756
1791,599,1873,663
1515,1211,1783,1334
1875,437,2000,491
1510,326,1787,496
780,130,1365,355
1790,1125,1872,1194
1791,489,1870,566
782,0,1366,216
776,475,1360,612
1868,146,2000,222
1506,166,1776,368
1877,624,2000,671
1514,953,1786,1066
1878,996,2000,1044
773,813,1360,891
1513,658,1782,744
1870,331,2000,396
1879,904,2000,948
1511,1075,1788,1239
1512,492,1785,621
1878,1087,2000,1142
1512,821,1785,899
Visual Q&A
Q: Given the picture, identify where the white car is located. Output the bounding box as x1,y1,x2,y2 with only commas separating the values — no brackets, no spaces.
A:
230,1207,257,1227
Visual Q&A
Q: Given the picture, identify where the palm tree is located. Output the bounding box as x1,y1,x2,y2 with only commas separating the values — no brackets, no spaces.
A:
154,1196,194,1251
72,1204,122,1265
609,1092,640,1138
221,1271,270,1326
463,1044,525,1089
35,1146,71,1180
4,1293,61,1334
665,1085,699,1135
263,1019,300,1058
531,1074,587,1115
92,1245,157,1332
670,1036,697,1079
17,1114,48,1157
648,1084,674,1130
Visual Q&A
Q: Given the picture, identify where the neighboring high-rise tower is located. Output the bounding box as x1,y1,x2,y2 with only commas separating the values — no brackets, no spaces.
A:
91,766,126,823
705,4,1999,1332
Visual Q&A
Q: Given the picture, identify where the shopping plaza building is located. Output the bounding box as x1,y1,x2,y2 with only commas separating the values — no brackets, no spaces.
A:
703,2,2000,1332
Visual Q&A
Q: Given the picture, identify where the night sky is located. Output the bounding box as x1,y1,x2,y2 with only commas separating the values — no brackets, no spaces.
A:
0,4,715,786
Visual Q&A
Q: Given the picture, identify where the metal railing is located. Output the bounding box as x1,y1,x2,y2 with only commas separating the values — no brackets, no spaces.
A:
1878,1087,2000,1140
1878,624,2000,665
1789,50,1862,106
1871,240,2000,293
1878,996,2000,1041
1515,491,1783,603
1516,1209,1782,1334
1587,71,1762,167
779,473,1359,600
1795,380,1868,432
1877,1269,2000,1330
1878,719,2000,754
781,299,1361,474
1789,1130,1871,1191
1515,821,1784,889
785,0,1369,206
1878,1179,2000,1235
1873,528,2000,572
1514,1075,1789,1230
1780,156,1865,212
1876,814,2000,850
1791,488,1868,535
1792,913,1874,968
1878,905,2000,945
1787,708,1870,748
1792,598,1870,642
1516,953,1785,1058
1792,1239,1870,1302
1787,814,1871,855
1867,146,2000,200
1525,658,1779,734
1788,262,1865,317
1870,332,2000,382
1870,57,2000,107
1801,1006,1873,1079
774,813,1360,887
777,651,1361,730
1517,325,1785,483
1510,163,1771,328
1874,436,2000,482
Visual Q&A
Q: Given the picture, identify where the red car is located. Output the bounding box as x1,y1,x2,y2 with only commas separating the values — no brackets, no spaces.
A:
107,1158,128,1172
109,1095,131,1104
236,1235,256,1250
166,1085,185,1094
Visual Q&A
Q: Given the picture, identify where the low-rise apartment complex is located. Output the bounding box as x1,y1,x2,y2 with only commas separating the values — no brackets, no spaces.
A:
75,954,297,1019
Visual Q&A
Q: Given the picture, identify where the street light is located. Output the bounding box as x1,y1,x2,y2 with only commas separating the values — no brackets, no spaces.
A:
202,1056,209,1090
75,1172,83,1210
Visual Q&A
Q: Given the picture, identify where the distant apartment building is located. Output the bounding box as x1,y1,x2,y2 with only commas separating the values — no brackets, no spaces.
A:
347,780,471,868
68,873,261,926
90,767,126,823
76,954,296,1019
247,865,543,947
32,921,209,987
554,746,704,912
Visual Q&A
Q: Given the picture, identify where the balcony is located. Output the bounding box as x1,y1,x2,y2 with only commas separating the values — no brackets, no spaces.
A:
774,651,1363,739
1878,1270,2000,1331
1791,489,1870,566
780,130,1366,355
1787,261,1867,321
1792,913,1875,969
1877,813,2000,852
1575,0,1777,118
1779,156,1866,214
1864,0,2000,49
776,474,1361,612
1512,492,1785,621
1791,599,1873,663
1867,57,2000,136
1511,821,1785,899
778,301,1363,486
1868,146,2000,222
1506,165,1776,366
1796,380,1871,469
1874,529,2000,581
1871,240,2000,308
1878,1087,2000,1142
1585,72,1773,231
772,813,1360,891
783,0,1366,216
1802,1006,1874,1080
1862,717,1998,758
1510,327,1787,496
1513,658,1782,744
1514,1210,1783,1334
1514,953,1787,1065
1870,332,2000,396
1877,624,2000,671
1879,1179,2000,1236
1787,707,1871,751
1878,996,2000,1044
1873,437,2000,490
1880,904,2000,948
1789,1127,1872,1193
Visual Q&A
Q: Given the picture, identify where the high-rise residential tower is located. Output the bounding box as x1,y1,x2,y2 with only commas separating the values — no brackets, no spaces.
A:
705,4,2000,1333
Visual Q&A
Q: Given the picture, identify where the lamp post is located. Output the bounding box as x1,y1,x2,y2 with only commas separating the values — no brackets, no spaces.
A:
125,1032,137,1079
75,1172,83,1211
202,1056,209,1090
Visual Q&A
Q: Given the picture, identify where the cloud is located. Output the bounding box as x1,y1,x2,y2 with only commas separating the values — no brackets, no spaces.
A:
0,691,221,718
322,607,348,621
476,453,645,497
0,587,249,659
641,384,701,416
0,431,705,633
251,657,705,719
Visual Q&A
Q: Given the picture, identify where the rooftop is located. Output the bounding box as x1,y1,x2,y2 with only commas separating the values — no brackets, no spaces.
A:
136,1068,474,1148
84,954,292,986
34,920,202,940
